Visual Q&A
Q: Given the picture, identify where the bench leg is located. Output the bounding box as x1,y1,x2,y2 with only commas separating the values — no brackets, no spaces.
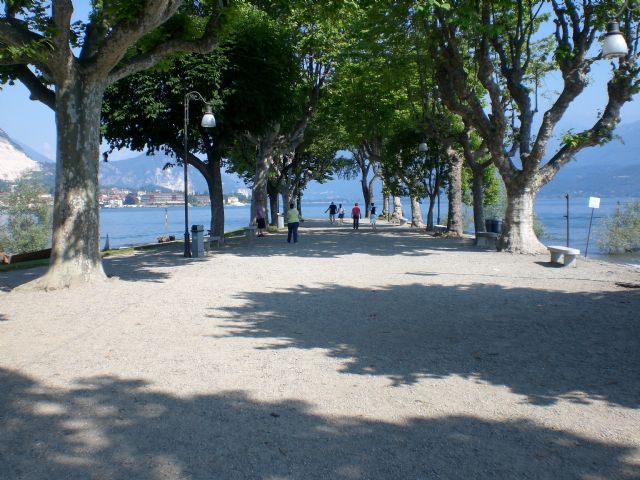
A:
550,252,562,263
564,254,577,267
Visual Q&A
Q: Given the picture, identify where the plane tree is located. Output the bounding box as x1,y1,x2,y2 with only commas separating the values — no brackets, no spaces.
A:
328,34,406,215
0,0,227,289
101,5,298,240
229,1,353,222
430,0,640,253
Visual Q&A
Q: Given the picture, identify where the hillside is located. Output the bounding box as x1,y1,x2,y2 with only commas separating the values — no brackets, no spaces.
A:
540,122,640,197
1,122,638,198
0,128,41,182
99,153,248,193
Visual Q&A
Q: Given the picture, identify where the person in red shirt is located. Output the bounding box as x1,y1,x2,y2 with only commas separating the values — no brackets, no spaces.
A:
351,202,361,230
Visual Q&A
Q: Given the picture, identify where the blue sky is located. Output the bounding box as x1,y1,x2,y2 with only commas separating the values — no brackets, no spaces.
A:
1,8,639,161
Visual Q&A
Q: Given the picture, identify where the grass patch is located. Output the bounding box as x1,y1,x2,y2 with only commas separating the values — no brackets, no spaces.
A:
0,247,141,272
225,228,245,238
1,228,267,273
0,258,49,272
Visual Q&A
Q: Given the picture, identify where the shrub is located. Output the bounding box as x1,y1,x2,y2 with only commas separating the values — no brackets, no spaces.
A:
597,200,640,254
0,180,53,254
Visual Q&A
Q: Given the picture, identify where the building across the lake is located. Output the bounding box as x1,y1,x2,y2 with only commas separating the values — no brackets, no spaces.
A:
139,192,183,206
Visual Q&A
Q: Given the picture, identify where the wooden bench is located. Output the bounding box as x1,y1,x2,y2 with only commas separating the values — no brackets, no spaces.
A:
475,232,498,249
547,245,580,267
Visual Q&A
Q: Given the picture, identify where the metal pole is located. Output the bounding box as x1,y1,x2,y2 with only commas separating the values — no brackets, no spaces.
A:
184,94,191,258
437,189,441,225
564,193,570,247
585,207,595,258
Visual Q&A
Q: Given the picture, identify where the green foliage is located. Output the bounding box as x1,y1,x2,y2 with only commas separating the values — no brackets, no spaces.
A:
597,200,640,254
382,123,448,199
484,177,506,219
461,163,501,207
533,213,545,239
102,3,299,162
560,129,591,149
0,179,52,254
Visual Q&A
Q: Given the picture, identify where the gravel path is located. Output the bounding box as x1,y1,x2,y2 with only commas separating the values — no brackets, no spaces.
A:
1,220,639,479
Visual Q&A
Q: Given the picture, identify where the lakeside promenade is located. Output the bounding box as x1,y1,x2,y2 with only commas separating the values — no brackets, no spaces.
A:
1,220,639,479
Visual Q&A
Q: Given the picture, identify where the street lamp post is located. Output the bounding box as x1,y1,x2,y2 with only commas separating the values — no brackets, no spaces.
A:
183,91,216,258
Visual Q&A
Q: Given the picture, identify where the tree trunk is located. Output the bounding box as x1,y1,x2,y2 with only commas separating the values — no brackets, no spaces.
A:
447,151,464,236
280,174,292,215
498,182,545,253
425,193,436,230
251,153,270,226
410,196,422,227
471,169,486,233
360,178,371,218
208,157,225,242
23,77,107,290
383,194,390,219
267,185,278,226
393,196,403,218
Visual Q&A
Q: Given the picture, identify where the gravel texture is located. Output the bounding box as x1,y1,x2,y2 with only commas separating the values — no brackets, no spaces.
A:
1,219,639,479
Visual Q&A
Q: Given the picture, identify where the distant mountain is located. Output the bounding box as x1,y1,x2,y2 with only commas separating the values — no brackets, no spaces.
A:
100,153,248,193
13,140,54,164
539,122,640,197
0,128,42,182
1,120,638,199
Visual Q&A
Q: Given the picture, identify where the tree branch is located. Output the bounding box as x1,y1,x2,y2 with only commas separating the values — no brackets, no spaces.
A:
0,17,44,47
94,0,184,76
106,2,225,84
50,0,73,63
14,65,56,109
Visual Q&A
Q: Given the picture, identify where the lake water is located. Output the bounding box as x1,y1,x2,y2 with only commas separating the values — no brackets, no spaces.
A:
100,196,640,266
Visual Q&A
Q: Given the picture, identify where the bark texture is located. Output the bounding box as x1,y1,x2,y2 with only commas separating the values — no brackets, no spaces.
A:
499,184,545,253
446,147,464,236
410,197,423,227
28,77,108,289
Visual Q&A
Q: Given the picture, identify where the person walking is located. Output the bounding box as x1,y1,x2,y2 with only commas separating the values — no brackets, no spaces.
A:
369,202,377,230
287,203,300,243
337,204,345,224
351,202,361,230
325,201,338,223
256,202,267,237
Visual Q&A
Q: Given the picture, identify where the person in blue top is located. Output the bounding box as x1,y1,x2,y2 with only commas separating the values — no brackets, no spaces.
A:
286,203,300,243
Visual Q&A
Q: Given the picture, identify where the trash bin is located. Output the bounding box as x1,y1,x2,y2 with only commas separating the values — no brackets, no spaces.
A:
485,218,503,234
191,224,205,257
277,213,285,229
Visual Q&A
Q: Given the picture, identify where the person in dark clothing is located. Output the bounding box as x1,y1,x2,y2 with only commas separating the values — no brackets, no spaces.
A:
325,202,338,223
369,203,377,230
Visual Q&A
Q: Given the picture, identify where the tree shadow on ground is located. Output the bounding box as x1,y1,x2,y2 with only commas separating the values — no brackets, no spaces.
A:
211,282,640,409
102,243,197,283
1,368,637,480
0,224,468,289
215,223,470,260
0,266,48,292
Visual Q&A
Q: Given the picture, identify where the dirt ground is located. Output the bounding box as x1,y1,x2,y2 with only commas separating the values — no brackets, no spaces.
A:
1,220,639,479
